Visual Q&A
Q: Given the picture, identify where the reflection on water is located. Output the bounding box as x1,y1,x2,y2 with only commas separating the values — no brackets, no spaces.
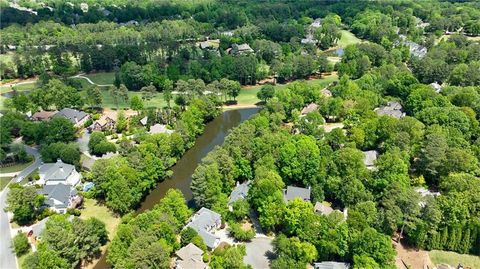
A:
94,107,259,269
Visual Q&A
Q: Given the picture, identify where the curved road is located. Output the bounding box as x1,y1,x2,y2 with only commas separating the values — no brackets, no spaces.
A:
0,145,41,269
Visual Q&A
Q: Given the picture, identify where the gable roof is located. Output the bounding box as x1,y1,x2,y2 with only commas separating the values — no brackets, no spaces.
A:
96,114,116,127
228,181,251,205
39,183,77,209
185,207,221,249
283,186,311,202
375,101,405,118
314,261,350,269
314,202,334,216
301,103,319,115
54,108,89,124
39,160,75,182
32,111,57,121
149,124,174,135
176,243,204,261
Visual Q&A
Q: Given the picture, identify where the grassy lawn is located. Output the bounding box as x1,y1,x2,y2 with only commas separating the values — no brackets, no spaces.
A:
83,72,115,85
0,82,37,93
0,176,12,191
430,250,480,268
338,30,362,47
0,160,34,173
80,198,120,240
236,75,338,106
17,249,31,269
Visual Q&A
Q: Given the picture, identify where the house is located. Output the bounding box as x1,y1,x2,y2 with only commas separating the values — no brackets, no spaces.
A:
314,202,348,220
54,108,90,127
228,181,251,210
149,124,174,135
314,261,350,269
38,184,80,214
363,150,379,170
414,187,440,198
321,89,333,98
405,41,427,58
283,186,311,202
92,114,116,131
38,159,81,186
230,43,254,55
198,39,220,50
175,243,206,269
430,82,442,93
300,103,319,116
31,111,57,122
185,207,222,249
30,216,49,241
374,101,405,118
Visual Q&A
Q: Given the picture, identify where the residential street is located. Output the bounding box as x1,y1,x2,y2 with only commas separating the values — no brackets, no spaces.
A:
0,145,41,269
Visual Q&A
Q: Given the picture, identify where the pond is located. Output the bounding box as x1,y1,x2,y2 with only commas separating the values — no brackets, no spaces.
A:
1,90,31,98
93,107,260,269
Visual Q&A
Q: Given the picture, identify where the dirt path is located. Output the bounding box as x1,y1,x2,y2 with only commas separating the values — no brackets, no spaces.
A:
71,74,113,87
395,240,434,269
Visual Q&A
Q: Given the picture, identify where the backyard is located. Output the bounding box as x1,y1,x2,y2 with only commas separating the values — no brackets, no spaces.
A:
79,198,120,241
429,250,480,268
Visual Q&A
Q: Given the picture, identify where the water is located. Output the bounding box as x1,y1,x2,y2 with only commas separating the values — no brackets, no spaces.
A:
93,107,259,269
1,90,31,98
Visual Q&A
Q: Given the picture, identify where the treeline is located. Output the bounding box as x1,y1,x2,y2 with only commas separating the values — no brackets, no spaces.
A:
189,51,480,267
85,97,220,214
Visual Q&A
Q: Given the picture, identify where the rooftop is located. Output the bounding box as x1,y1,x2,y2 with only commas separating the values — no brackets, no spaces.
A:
39,183,77,209
39,159,75,182
301,103,319,115
149,124,174,135
185,207,221,249
283,186,311,202
228,181,251,205
314,261,350,269
375,101,405,118
54,108,89,124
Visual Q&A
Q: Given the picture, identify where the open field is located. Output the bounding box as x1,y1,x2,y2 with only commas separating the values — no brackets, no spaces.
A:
0,176,12,191
80,198,120,241
338,30,362,47
1,74,338,110
429,250,480,268
83,72,115,85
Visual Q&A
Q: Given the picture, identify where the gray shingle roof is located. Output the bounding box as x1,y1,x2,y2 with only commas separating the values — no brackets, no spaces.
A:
301,103,319,115
39,160,75,182
185,208,221,249
228,181,251,205
283,186,311,202
314,202,334,216
314,261,350,269
375,101,405,118
149,124,174,135
54,108,88,124
39,183,76,209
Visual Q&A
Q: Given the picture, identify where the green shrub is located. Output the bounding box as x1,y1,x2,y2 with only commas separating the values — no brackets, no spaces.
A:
13,232,30,256
228,222,255,241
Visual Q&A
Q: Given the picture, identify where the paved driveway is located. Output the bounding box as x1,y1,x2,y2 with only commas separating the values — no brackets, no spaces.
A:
243,237,274,269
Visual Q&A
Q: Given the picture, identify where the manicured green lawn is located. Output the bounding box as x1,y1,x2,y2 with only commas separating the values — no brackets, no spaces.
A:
80,198,121,240
236,75,338,106
338,30,362,47
0,160,33,173
0,176,12,191
0,82,37,93
83,72,115,85
430,250,480,268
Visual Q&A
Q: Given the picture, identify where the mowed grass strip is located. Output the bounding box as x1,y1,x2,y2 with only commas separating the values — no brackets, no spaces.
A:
429,250,480,269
